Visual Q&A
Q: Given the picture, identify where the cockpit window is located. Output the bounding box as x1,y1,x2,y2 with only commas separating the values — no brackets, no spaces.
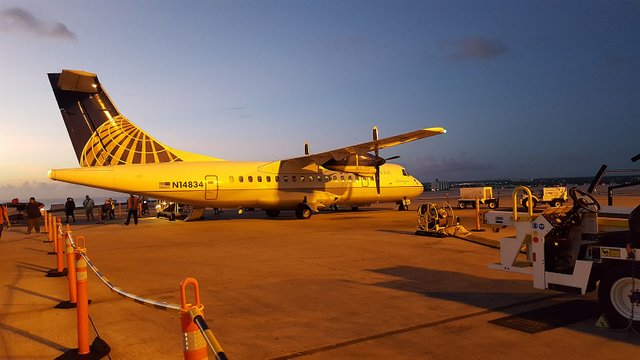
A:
402,169,409,176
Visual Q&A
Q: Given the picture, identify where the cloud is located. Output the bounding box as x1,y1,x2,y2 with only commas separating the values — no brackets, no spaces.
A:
0,7,76,40
443,37,509,61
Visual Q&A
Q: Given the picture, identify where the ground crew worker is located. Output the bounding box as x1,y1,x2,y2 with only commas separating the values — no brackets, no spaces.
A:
124,194,140,226
0,204,10,238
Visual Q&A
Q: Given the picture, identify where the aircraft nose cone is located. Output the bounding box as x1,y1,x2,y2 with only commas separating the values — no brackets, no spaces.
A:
47,169,56,180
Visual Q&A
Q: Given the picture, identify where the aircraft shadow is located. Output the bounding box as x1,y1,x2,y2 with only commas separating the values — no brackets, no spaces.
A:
366,265,639,343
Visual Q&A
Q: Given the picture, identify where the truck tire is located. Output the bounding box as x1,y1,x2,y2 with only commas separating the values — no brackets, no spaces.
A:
488,201,497,209
265,209,280,217
598,265,640,328
551,199,563,208
458,202,466,209
522,198,537,211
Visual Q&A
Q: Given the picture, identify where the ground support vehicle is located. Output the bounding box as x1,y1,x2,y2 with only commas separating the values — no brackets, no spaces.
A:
458,187,499,209
484,186,640,328
155,201,204,221
521,186,568,210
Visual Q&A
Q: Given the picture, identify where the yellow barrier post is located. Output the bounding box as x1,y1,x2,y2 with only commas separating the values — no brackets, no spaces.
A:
471,195,485,232
512,186,534,222
180,278,209,360
47,218,68,278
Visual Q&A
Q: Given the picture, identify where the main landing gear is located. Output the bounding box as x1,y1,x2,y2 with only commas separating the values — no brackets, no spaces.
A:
295,204,312,219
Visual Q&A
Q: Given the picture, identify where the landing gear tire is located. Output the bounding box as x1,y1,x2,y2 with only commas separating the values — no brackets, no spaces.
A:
458,202,466,209
265,209,280,217
351,206,359,212
598,266,640,328
488,201,497,209
552,199,563,208
295,205,312,219
398,203,409,211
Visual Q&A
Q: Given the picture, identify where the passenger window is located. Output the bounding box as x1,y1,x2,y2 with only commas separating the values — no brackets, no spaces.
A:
292,176,297,182
275,176,280,182
340,176,345,182
266,176,271,182
325,176,330,182
300,176,305,182
257,176,262,182
239,176,244,183
283,176,288,182
317,176,322,182
348,175,353,182
229,176,234,183
332,175,337,181
248,176,253,182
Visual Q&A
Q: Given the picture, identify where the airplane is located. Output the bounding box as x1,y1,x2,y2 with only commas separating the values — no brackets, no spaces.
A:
47,69,446,220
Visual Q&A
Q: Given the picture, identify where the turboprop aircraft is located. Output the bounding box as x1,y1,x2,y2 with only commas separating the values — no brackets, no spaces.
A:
47,69,446,220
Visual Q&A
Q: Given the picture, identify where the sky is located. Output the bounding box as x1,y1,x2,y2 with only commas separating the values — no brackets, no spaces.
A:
0,0,638,202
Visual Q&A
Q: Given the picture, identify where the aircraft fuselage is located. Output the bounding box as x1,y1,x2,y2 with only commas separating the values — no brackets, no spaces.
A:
48,161,423,211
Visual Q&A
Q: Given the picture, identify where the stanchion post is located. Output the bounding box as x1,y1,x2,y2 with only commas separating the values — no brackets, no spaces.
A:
56,226,77,308
180,278,209,360
47,218,68,277
76,244,90,355
43,210,48,232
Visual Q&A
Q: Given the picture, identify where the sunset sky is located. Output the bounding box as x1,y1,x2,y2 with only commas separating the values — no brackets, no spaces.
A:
0,1,638,202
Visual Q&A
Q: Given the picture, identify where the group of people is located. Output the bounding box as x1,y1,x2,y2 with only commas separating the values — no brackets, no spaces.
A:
76,194,145,225
0,194,149,237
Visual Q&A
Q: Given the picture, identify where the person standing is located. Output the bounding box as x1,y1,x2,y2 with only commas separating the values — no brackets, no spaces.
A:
64,197,76,223
0,204,10,238
25,197,44,234
108,197,115,219
83,195,95,222
124,194,139,225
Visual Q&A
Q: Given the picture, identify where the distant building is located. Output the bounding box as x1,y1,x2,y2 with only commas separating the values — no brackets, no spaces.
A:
430,179,450,191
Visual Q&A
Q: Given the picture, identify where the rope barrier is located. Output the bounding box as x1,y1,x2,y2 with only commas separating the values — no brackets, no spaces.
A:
66,232,181,312
57,227,227,358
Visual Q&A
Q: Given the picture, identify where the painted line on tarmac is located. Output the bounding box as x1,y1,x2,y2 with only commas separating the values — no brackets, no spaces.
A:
271,293,563,360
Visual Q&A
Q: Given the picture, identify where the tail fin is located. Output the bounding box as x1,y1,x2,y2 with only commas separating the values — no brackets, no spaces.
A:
48,69,222,166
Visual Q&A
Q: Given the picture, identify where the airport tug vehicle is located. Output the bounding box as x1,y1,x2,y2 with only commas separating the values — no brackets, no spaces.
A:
458,187,499,209
484,186,640,328
521,186,568,210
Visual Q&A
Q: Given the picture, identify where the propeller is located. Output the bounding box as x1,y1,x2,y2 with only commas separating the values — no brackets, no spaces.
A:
385,155,400,161
373,126,381,194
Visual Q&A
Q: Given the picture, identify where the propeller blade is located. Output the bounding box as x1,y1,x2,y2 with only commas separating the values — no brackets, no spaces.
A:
385,155,400,161
304,142,310,155
373,126,381,194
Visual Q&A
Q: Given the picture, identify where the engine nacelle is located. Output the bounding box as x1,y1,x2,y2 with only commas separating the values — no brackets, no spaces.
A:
322,154,383,175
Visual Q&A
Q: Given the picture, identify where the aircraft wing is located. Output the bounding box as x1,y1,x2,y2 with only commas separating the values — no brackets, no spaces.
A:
282,127,446,167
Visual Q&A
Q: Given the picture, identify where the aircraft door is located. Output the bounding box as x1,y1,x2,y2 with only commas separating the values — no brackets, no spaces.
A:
361,175,369,187
205,175,218,200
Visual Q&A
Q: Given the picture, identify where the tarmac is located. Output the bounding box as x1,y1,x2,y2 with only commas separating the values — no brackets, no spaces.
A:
1,193,639,359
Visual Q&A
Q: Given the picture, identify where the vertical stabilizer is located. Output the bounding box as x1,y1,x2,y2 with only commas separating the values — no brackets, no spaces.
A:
48,69,222,166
